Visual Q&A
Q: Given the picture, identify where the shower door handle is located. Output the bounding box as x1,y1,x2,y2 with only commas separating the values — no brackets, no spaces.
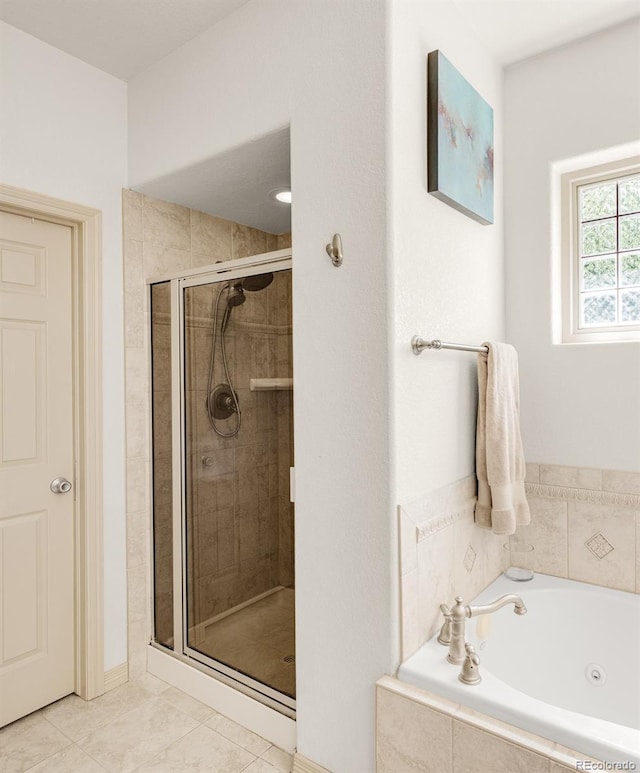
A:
50,477,72,494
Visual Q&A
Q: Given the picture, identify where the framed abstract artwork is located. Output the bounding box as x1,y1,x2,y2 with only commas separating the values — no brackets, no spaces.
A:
427,50,494,225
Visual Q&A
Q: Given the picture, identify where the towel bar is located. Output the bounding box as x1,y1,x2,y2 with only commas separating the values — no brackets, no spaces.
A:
412,336,489,355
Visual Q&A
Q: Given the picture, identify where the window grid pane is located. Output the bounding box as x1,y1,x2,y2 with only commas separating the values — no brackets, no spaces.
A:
577,174,640,330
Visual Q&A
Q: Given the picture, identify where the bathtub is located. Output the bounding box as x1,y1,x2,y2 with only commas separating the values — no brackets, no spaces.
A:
398,571,640,766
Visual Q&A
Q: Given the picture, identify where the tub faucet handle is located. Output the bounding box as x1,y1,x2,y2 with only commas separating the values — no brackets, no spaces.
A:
437,604,452,646
459,643,481,685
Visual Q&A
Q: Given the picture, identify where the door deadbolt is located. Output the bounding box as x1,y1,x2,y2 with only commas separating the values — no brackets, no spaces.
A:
50,477,72,494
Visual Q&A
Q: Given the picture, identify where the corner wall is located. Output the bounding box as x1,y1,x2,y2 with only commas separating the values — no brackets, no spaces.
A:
127,2,391,769
0,22,129,671
388,0,505,507
504,21,640,471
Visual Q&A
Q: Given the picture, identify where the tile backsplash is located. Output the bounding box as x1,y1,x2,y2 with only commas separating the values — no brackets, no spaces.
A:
513,463,640,595
398,463,640,661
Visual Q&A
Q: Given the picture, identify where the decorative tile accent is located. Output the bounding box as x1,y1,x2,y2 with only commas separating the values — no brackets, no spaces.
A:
584,532,614,559
416,501,476,541
463,544,477,573
525,481,640,510
567,501,636,592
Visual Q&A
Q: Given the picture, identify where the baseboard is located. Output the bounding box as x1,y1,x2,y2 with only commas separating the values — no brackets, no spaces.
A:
103,662,129,692
292,753,332,773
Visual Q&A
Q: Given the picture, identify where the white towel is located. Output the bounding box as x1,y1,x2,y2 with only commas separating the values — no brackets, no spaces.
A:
475,342,530,535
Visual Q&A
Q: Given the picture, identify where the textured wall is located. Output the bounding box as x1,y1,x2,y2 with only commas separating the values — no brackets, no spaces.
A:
0,21,129,670
505,21,640,471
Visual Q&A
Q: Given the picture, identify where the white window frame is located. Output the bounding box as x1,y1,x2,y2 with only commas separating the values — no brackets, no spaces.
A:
560,155,640,344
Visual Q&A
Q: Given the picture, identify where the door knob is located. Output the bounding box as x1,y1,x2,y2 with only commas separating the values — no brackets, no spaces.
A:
50,477,72,494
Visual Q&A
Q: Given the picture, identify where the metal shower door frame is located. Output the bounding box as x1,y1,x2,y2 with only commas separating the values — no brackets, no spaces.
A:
152,248,295,717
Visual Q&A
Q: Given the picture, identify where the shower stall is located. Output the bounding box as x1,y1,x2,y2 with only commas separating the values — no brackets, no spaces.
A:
149,250,294,714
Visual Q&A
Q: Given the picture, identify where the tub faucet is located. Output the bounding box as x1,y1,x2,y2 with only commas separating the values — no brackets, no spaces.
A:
439,594,527,664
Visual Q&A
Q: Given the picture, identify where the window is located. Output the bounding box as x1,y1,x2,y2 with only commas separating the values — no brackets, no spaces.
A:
560,157,640,343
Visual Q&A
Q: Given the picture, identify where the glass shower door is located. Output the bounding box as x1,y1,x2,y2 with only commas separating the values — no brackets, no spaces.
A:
181,268,295,705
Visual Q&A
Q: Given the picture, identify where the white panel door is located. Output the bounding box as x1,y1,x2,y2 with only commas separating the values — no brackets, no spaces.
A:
0,211,75,727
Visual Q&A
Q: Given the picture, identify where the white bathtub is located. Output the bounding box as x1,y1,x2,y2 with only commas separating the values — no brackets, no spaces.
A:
398,571,640,766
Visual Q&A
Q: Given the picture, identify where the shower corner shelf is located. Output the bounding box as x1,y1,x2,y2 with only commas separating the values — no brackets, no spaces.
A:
249,378,294,392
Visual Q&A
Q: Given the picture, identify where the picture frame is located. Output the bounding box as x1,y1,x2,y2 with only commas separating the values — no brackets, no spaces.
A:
427,50,494,225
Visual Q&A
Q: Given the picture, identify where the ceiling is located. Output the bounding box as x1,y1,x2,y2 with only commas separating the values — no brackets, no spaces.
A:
1,0,636,233
138,128,292,235
452,0,640,66
1,0,637,81
0,0,251,80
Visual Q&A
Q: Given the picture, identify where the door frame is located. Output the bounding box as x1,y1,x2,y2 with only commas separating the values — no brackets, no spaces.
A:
0,183,104,700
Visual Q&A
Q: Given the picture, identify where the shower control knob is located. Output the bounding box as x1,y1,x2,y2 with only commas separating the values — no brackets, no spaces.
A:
50,477,72,494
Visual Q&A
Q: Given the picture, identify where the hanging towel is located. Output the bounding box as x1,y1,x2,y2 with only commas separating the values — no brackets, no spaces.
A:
475,342,530,535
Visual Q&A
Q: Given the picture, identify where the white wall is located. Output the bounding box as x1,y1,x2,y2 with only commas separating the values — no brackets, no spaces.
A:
505,21,640,472
128,2,391,770
0,22,129,670
388,0,505,505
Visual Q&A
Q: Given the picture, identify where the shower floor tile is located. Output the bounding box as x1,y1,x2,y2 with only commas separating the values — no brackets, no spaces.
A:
194,587,296,699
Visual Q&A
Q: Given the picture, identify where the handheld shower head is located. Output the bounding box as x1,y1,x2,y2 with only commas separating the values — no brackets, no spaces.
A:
226,284,246,308
241,272,274,292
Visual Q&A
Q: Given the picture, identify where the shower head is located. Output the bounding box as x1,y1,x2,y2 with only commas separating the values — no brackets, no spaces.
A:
226,284,246,308
240,272,274,292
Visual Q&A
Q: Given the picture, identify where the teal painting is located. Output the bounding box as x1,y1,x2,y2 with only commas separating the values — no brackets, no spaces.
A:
427,50,494,225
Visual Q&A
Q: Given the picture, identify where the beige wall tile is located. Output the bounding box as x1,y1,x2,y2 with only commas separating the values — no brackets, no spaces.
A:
637,511,640,594
127,561,149,625
400,570,419,659
417,523,455,643
453,510,485,602
232,223,267,259
127,510,149,570
126,346,150,405
602,469,640,495
125,310,146,348
377,686,453,773
452,722,549,773
128,618,149,679
276,232,292,249
525,463,540,483
123,189,143,241
509,497,568,577
142,195,190,251
190,209,232,262
126,458,148,514
539,464,602,490
143,242,191,278
399,508,417,576
125,398,149,460
567,502,636,591
549,764,575,773
479,524,509,587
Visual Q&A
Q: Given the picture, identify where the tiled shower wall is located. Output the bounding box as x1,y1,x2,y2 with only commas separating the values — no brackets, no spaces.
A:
123,188,292,676
398,464,640,661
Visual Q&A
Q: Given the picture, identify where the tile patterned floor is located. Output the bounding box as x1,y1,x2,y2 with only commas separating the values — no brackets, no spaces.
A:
0,674,294,772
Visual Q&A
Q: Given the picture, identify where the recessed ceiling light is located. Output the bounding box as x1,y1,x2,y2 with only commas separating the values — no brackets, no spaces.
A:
270,187,292,204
